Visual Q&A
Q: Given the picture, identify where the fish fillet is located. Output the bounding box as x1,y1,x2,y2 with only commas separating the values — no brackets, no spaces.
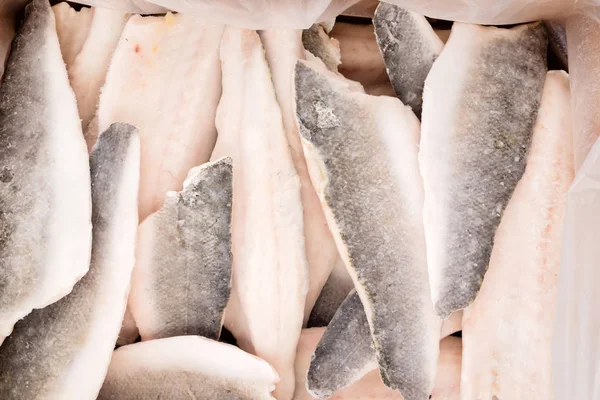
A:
295,59,439,400
420,22,547,319
96,12,223,221
461,71,574,400
211,27,307,400
52,2,94,67
259,29,341,326
0,0,92,343
97,336,278,400
130,157,233,341
308,290,462,397
0,123,140,399
374,3,443,117
67,6,129,133
296,328,462,400
329,22,395,97
302,23,341,72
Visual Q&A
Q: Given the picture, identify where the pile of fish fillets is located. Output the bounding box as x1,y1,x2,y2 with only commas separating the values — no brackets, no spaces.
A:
0,0,573,399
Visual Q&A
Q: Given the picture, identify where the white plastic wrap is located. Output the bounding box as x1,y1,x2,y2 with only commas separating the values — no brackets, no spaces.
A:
553,138,600,400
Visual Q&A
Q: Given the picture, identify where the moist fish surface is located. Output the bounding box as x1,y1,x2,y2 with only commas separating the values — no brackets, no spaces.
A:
462,71,574,400
98,336,278,400
0,123,140,399
296,328,462,400
295,59,440,400
374,3,443,117
0,0,92,343
308,290,462,397
259,29,341,326
211,27,307,400
420,22,547,318
130,157,232,341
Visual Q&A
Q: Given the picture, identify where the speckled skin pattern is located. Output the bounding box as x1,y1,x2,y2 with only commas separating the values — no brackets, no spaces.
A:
0,123,138,399
136,158,232,340
296,61,437,400
425,24,547,318
302,24,339,71
374,3,441,118
307,290,374,398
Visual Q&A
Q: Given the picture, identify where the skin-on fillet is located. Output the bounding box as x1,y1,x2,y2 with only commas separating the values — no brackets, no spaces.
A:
259,28,341,326
420,22,548,319
296,328,462,400
329,22,395,97
97,336,279,400
307,290,462,397
211,27,307,400
52,2,94,67
461,71,574,400
0,0,92,343
96,12,223,221
302,23,341,72
374,3,443,118
295,60,439,400
129,157,233,341
0,123,140,399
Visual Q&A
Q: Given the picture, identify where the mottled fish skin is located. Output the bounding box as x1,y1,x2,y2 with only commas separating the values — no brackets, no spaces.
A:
308,290,376,399
544,20,568,70
295,60,440,400
0,0,92,342
130,157,233,341
0,123,140,400
98,336,278,400
308,291,463,397
420,22,547,319
374,3,443,117
302,24,341,72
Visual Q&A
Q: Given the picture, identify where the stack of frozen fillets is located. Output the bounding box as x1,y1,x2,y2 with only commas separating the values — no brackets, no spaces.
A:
0,0,586,399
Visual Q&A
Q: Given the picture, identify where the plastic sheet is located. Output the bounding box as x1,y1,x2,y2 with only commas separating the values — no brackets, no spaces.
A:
553,138,600,400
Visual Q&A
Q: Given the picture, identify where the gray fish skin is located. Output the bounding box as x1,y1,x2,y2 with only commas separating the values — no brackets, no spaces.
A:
130,157,233,341
0,123,140,400
307,290,375,399
295,60,440,400
0,0,92,341
421,23,547,319
374,3,443,117
307,258,354,328
302,23,341,72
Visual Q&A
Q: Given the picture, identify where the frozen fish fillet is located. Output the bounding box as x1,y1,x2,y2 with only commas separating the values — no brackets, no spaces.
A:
212,27,307,400
96,12,223,221
296,328,462,400
329,22,395,97
374,3,443,117
462,71,574,400
420,22,547,318
259,29,341,326
308,290,462,397
52,2,94,67
0,0,92,343
302,23,341,72
295,60,439,400
0,123,140,400
130,157,233,341
97,336,279,400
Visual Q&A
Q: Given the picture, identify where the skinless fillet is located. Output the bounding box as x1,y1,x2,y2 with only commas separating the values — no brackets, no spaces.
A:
461,71,574,400
374,3,443,117
420,22,547,319
296,328,462,400
52,2,94,67
295,60,440,400
307,257,354,328
259,29,341,326
211,27,307,400
129,157,233,341
329,22,395,97
97,336,279,400
307,290,462,397
96,12,223,221
0,0,92,343
0,123,140,400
